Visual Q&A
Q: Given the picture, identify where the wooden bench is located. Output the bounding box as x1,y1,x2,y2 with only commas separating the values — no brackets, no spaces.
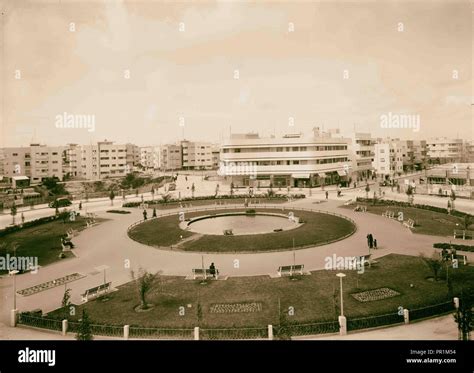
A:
192,268,219,280
353,254,374,267
66,228,78,239
277,264,304,277
403,219,415,229
453,230,474,240
81,282,112,302
452,254,468,265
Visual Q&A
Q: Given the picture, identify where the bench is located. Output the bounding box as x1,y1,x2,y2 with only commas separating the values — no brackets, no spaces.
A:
353,254,374,267
453,230,474,240
66,228,78,239
381,211,395,219
192,268,219,280
452,254,468,265
81,282,112,302
353,205,367,212
277,264,304,277
403,219,415,229
86,219,98,228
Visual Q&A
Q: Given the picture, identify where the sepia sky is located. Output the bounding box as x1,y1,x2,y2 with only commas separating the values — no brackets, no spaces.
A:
0,0,472,147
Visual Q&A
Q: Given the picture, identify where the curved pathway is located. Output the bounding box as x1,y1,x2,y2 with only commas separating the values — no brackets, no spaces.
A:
1,195,472,325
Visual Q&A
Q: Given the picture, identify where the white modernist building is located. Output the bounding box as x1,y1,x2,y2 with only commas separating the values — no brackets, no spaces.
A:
220,128,352,188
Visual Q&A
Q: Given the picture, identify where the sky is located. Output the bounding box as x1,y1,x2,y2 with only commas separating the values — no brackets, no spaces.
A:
0,0,472,147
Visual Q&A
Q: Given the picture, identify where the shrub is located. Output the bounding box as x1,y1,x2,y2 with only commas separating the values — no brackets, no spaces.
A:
106,210,131,214
433,243,474,253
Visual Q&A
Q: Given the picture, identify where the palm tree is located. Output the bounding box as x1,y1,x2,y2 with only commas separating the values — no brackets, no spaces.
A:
406,185,414,204
365,184,370,199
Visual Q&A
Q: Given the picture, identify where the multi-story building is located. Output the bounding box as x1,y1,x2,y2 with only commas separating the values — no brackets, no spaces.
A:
347,133,375,181
373,139,406,178
181,140,213,170
140,146,161,170
427,138,464,164
405,140,428,171
211,145,220,169
161,144,182,171
220,128,352,188
1,144,67,184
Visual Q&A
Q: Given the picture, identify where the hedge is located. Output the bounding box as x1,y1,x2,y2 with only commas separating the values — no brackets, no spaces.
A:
355,198,473,219
0,213,80,238
433,243,474,253
123,194,305,208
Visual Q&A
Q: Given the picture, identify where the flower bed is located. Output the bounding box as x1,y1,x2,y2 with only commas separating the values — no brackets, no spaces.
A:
351,288,400,302
209,302,262,314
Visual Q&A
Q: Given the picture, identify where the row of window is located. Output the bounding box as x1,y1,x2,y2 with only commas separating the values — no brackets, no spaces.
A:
223,145,347,153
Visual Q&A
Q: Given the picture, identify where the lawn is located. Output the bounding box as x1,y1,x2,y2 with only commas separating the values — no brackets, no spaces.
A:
128,208,356,252
342,202,470,237
47,254,474,328
0,216,104,274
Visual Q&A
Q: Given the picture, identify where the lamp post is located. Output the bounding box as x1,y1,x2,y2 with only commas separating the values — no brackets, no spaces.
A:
336,273,346,316
9,270,19,310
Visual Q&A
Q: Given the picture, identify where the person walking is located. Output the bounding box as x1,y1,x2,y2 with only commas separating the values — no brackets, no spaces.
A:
369,234,374,248
325,191,329,199
367,234,371,248
209,262,217,278
373,239,377,250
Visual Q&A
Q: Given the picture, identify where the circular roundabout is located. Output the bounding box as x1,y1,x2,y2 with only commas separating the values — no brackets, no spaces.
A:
128,206,357,253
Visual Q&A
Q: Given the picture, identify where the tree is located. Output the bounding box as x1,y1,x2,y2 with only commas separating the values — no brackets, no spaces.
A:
62,288,71,308
10,205,17,225
406,185,414,204
152,208,157,218
131,268,157,310
151,187,155,202
230,182,234,196
76,309,93,340
420,252,443,281
450,190,456,210
191,183,195,198
365,184,370,199
454,294,473,341
161,193,171,203
109,190,115,206
58,209,70,224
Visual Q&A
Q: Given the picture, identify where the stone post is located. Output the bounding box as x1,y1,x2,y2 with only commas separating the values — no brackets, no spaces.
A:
338,315,347,335
194,326,200,340
10,309,18,327
62,319,68,336
268,325,273,340
403,309,409,324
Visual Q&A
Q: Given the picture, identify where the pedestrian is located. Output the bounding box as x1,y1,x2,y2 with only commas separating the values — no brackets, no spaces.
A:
441,248,448,261
143,210,148,220
369,233,374,248
367,234,371,248
209,262,217,278
373,239,377,249
325,191,328,199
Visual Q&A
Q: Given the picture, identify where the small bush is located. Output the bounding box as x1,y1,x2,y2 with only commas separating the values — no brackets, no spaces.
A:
106,210,131,214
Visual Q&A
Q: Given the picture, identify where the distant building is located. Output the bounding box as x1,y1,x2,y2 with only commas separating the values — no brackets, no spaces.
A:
347,132,375,180
140,146,161,170
181,140,213,170
161,144,182,171
220,128,352,188
427,138,464,164
373,139,406,178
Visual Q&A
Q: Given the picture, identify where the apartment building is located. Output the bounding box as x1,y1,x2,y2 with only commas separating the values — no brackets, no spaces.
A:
427,138,464,164
373,139,406,178
140,146,161,170
405,140,428,171
220,128,352,188
211,145,220,169
161,144,182,171
1,144,67,184
347,133,375,180
181,140,213,170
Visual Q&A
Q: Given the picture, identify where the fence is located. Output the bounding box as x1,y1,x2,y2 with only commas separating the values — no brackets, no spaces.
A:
129,326,194,340
17,297,460,339
347,312,404,332
409,301,454,322
200,327,268,340
286,320,340,336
